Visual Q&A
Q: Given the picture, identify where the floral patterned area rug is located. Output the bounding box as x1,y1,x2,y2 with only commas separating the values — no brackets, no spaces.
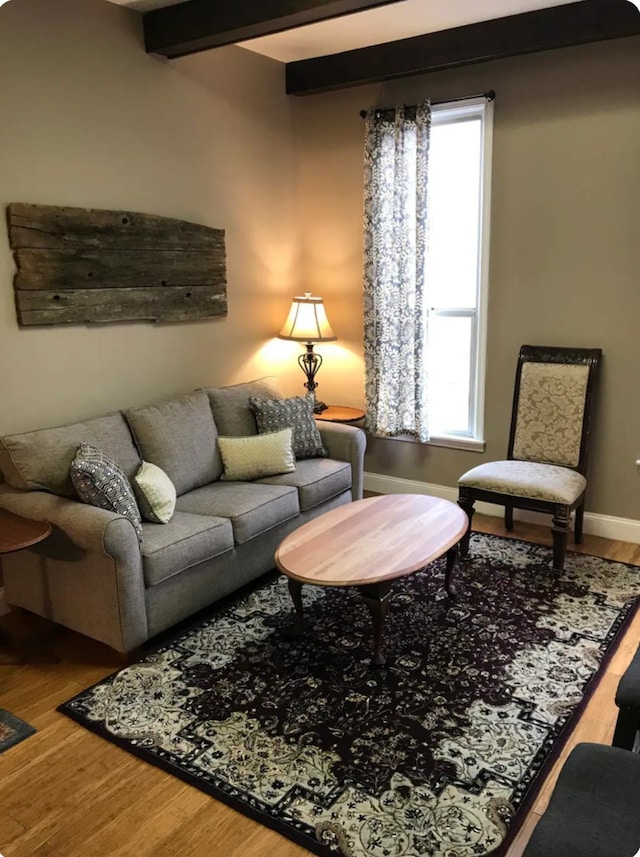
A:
59,534,640,857
0,708,36,753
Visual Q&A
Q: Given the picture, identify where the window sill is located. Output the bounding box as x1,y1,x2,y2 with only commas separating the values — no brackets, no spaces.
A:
376,433,486,453
427,435,486,453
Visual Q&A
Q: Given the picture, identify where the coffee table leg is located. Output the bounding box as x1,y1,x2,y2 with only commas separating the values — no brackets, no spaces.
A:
445,546,458,598
359,581,392,666
288,579,304,628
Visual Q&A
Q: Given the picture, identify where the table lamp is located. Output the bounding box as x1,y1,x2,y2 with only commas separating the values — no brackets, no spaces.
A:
278,292,337,413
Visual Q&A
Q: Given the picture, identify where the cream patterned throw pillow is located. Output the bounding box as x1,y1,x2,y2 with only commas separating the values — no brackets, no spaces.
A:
218,428,296,481
70,442,143,537
133,461,177,524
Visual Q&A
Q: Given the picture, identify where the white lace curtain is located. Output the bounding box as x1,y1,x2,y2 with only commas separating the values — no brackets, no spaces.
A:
363,102,431,442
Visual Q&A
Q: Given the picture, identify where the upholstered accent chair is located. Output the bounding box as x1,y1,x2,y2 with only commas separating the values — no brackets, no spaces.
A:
458,345,602,573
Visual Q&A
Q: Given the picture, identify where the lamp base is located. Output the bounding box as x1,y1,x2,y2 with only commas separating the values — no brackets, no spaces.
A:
313,400,328,414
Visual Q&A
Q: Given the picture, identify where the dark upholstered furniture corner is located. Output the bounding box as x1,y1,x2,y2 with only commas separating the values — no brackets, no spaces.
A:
522,742,640,857
613,642,640,751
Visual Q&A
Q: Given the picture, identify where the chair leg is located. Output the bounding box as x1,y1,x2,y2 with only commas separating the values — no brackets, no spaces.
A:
612,706,639,751
574,501,585,545
505,506,514,532
457,489,475,560
551,508,570,573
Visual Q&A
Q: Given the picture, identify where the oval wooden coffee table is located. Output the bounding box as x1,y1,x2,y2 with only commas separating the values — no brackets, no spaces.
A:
275,494,468,665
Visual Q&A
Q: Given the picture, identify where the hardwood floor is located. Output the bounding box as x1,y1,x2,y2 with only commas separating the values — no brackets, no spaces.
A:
1,514,639,857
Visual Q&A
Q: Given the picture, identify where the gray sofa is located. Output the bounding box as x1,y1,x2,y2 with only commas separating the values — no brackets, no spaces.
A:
0,379,366,654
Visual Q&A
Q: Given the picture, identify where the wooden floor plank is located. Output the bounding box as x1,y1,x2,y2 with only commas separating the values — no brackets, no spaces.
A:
0,514,637,857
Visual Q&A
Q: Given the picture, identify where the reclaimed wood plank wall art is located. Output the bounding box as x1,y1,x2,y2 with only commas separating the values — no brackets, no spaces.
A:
6,203,227,325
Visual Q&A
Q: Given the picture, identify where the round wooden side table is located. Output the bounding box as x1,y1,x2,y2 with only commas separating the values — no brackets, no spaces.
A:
315,406,365,425
0,509,51,555
0,509,52,664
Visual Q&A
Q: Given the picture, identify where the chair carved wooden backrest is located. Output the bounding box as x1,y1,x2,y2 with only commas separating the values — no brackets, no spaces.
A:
507,346,601,475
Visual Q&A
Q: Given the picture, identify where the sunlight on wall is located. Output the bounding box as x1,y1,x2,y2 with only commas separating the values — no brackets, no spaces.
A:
232,338,364,406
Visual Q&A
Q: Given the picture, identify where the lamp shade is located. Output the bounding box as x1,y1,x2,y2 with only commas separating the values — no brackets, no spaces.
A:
278,292,337,343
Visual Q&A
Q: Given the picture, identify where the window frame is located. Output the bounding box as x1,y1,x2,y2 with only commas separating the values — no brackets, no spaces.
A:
425,96,494,452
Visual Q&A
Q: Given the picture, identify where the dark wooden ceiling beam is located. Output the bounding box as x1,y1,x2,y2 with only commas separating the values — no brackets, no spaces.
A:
144,0,405,60
286,0,640,95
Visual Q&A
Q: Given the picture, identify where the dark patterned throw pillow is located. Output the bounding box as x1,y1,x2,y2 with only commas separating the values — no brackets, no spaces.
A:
249,395,326,459
70,442,143,537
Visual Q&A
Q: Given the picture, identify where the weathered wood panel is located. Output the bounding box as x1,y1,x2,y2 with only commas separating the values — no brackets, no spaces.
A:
13,249,225,290
7,203,221,250
15,287,226,325
6,203,227,326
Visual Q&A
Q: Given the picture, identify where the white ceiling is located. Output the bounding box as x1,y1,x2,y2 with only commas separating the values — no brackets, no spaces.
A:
107,0,625,62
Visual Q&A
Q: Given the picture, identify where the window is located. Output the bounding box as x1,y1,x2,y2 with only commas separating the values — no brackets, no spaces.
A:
426,99,493,448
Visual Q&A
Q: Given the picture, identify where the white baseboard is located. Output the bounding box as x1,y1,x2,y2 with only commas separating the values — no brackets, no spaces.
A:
0,586,8,616
363,472,640,545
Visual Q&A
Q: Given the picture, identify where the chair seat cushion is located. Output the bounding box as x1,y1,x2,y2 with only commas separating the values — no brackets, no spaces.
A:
458,460,586,505
257,458,352,511
522,742,640,857
175,482,300,545
141,512,234,586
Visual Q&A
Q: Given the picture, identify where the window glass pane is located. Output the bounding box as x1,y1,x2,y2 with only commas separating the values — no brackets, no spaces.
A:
428,314,473,435
427,118,482,310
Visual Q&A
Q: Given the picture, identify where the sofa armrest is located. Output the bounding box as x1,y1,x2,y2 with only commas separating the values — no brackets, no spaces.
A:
0,484,147,652
0,484,140,561
317,423,366,500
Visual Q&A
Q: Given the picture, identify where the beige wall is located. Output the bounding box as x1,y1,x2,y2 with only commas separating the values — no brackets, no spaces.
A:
1,1,639,521
291,37,640,520
0,0,302,437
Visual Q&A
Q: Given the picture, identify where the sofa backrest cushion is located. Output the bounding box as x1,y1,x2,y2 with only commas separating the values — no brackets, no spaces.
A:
204,377,282,437
125,391,222,495
0,412,141,498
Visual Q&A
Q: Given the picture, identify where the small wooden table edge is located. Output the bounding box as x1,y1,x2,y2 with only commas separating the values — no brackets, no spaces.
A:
314,405,365,424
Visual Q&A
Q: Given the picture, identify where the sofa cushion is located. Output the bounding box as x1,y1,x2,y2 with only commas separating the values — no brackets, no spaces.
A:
70,442,143,537
176,482,299,545
0,412,141,498
133,461,177,524
205,377,282,437
249,395,326,459
125,391,222,496
258,458,352,511
218,429,295,481
141,512,234,587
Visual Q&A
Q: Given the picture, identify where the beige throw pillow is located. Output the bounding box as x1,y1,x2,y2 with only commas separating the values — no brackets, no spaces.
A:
133,461,177,524
218,428,295,481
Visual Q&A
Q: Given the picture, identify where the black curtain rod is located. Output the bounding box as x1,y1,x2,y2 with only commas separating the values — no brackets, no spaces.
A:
359,90,495,119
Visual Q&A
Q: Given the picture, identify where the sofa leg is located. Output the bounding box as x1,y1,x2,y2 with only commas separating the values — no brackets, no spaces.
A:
113,647,142,667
